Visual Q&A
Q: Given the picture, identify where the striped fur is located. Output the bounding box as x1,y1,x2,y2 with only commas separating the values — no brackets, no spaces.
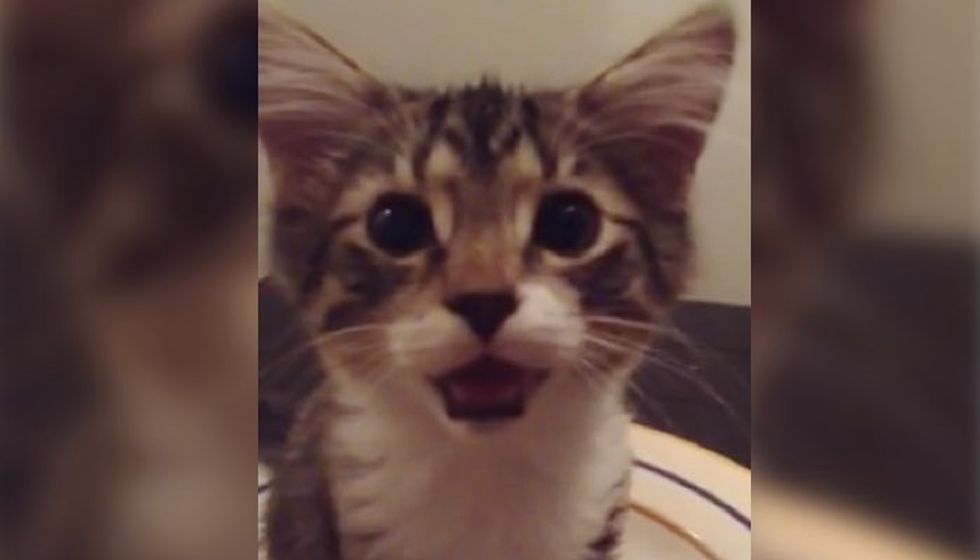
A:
260,3,734,559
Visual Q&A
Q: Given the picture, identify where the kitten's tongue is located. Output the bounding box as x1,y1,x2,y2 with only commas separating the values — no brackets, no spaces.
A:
436,357,532,421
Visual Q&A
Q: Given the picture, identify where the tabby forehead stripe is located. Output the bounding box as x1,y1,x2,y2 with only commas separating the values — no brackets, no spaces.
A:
459,81,508,171
444,82,533,178
413,86,539,181
411,94,452,181
520,97,557,178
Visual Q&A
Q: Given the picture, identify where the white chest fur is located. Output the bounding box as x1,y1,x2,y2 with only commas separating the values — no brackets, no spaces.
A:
326,386,632,560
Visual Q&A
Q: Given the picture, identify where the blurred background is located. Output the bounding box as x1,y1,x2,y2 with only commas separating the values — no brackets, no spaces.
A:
753,0,977,558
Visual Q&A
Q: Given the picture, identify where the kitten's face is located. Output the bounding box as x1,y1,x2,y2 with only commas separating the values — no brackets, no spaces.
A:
259,4,733,425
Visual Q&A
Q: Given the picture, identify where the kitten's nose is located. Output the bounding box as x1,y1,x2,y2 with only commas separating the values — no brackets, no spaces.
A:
445,291,518,342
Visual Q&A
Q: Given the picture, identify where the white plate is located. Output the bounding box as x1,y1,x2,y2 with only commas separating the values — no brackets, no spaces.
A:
623,424,751,560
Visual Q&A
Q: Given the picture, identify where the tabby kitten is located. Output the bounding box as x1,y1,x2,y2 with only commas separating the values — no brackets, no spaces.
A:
259,3,734,559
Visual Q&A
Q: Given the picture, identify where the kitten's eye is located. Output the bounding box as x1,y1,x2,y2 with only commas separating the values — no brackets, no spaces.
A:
532,191,600,256
368,193,434,256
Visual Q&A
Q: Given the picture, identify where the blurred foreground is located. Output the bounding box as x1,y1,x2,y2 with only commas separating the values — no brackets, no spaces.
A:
753,0,977,557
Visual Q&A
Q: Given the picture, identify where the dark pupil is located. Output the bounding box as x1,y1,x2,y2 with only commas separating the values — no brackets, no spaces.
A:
368,194,434,256
533,191,600,255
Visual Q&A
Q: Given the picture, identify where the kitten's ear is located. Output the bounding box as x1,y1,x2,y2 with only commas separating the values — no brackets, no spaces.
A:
574,5,735,209
259,4,402,298
258,3,397,177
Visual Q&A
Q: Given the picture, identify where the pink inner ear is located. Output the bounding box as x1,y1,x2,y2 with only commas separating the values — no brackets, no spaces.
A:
259,4,402,176
549,7,735,299
569,6,735,208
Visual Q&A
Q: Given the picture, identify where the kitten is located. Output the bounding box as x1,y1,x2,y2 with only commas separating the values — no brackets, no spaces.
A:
258,3,734,559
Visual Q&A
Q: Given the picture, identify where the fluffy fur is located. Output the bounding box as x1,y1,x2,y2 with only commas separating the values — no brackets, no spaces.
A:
259,3,734,559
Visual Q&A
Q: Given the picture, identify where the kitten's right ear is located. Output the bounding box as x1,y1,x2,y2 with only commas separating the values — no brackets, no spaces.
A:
258,3,396,178
260,4,400,299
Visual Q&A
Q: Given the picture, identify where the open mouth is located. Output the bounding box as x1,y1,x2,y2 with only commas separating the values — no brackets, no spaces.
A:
434,356,546,422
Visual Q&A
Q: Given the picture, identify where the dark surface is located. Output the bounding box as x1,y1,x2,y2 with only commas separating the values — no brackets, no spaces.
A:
632,302,750,466
259,279,751,466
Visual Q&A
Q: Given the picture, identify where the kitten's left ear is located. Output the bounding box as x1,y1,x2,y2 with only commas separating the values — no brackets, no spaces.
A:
574,4,735,209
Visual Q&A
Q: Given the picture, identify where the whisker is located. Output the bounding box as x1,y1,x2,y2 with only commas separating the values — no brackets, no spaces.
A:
575,348,681,434
571,353,610,395
626,377,679,432
259,326,321,378
586,328,660,353
582,315,666,332
583,332,744,430
315,323,388,340
262,324,388,376
638,358,742,430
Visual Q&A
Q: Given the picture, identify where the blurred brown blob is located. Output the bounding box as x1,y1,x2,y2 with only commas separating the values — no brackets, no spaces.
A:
753,0,977,555
0,1,257,559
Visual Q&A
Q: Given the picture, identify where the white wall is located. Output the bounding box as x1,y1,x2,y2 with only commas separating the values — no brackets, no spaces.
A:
260,0,751,306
